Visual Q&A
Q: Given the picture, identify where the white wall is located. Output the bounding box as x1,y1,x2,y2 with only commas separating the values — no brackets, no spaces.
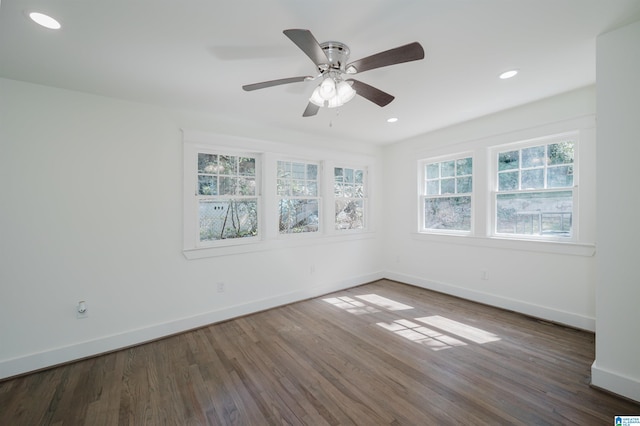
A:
381,86,597,331
0,78,384,379
592,20,640,402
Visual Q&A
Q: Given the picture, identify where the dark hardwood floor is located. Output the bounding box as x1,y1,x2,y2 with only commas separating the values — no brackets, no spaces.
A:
1,279,639,425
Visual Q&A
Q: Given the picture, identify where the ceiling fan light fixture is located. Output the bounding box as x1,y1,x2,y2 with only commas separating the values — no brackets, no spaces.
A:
336,81,356,103
244,29,425,117
309,78,356,108
309,86,326,107
318,77,337,100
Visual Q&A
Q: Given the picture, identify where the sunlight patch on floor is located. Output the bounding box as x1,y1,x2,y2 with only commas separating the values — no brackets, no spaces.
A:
322,296,381,315
377,319,467,351
415,316,501,344
355,294,414,311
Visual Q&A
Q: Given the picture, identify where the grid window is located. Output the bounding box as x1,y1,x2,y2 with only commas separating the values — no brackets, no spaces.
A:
422,156,473,232
334,167,366,230
495,139,575,238
277,160,320,234
197,153,258,242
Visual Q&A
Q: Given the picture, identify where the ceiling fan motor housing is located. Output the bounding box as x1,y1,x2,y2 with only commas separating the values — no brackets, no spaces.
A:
319,41,350,72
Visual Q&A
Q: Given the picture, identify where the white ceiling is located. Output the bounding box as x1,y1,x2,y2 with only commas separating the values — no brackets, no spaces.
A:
2,0,639,145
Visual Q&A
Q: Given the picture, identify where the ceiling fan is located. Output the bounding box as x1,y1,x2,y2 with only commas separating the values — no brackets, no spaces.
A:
242,29,425,117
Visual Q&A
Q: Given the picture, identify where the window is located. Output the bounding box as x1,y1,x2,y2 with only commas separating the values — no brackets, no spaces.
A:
494,136,576,238
420,156,473,232
197,153,258,243
334,167,367,230
277,160,320,234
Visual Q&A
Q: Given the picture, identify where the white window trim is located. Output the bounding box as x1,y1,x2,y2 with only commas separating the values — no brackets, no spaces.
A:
182,131,377,259
184,142,263,250
489,131,579,243
275,157,323,238
418,152,474,236
332,163,370,233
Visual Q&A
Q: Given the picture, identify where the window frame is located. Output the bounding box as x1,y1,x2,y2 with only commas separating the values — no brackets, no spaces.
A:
276,158,322,236
186,144,262,249
182,132,378,259
490,132,579,242
419,153,474,235
333,165,369,232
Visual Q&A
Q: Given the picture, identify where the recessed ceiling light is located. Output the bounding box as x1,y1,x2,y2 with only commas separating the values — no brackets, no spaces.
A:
499,70,518,79
387,117,398,123
29,12,61,30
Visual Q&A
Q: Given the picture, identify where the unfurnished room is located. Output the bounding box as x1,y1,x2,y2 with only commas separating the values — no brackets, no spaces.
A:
1,1,640,424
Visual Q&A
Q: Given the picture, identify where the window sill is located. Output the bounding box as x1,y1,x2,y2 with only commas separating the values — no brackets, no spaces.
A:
184,231,376,260
411,232,595,257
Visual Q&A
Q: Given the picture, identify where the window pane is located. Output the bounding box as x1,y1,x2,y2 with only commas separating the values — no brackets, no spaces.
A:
521,169,544,189
307,181,318,197
291,179,306,196
307,164,318,179
344,168,354,183
354,184,364,198
277,161,290,178
498,151,520,171
198,175,217,195
277,179,288,196
343,184,354,198
198,153,217,173
441,161,455,177
219,155,236,175
426,181,439,195
548,165,574,188
498,171,519,191
200,199,258,241
548,141,574,165
496,191,572,236
238,157,255,176
219,177,236,195
335,199,364,230
279,199,319,234
522,146,545,168
426,163,439,179
238,177,255,196
424,196,471,231
292,162,306,179
441,178,455,194
457,176,472,193
354,169,363,184
499,150,519,171
334,167,343,181
456,157,472,176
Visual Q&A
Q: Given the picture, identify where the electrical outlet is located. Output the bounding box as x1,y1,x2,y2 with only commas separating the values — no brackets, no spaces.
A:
76,301,88,319
216,282,225,293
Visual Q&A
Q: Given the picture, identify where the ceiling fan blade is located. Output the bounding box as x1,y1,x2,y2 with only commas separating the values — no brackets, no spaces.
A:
242,76,310,91
347,79,395,107
346,42,425,74
283,29,329,67
302,102,320,117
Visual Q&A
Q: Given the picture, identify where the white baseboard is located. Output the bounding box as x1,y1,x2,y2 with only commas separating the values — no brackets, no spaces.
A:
592,361,640,403
0,271,385,380
384,271,596,332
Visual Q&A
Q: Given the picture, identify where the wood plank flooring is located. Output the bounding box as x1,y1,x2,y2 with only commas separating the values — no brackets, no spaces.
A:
1,279,639,425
